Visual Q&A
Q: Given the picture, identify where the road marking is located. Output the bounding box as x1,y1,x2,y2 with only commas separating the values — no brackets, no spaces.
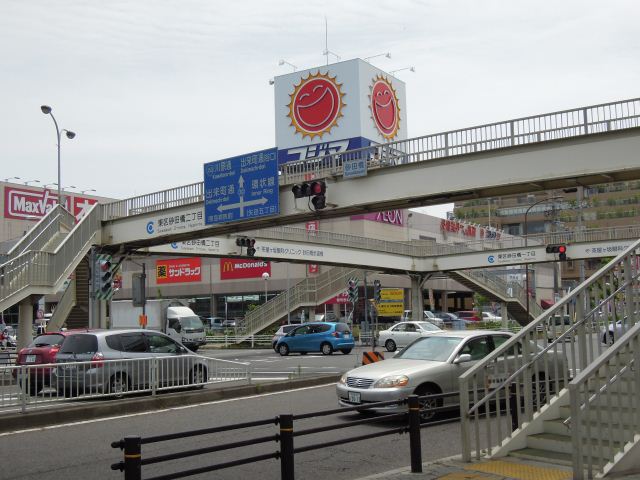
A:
0,383,336,437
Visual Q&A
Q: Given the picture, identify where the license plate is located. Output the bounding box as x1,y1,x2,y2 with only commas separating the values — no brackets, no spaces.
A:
25,355,36,363
348,391,361,404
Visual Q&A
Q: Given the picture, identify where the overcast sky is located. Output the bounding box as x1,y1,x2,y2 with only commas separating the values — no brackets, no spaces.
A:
1,0,638,218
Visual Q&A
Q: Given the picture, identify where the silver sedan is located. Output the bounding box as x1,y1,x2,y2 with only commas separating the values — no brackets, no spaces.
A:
378,321,441,352
337,330,566,421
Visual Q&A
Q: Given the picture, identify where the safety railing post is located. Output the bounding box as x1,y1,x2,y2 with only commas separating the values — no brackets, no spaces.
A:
123,436,141,480
279,414,294,480
408,395,422,473
509,383,519,432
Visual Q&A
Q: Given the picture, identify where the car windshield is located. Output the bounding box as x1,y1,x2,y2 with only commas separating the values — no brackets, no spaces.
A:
181,316,204,329
30,334,65,347
417,322,440,331
395,336,463,362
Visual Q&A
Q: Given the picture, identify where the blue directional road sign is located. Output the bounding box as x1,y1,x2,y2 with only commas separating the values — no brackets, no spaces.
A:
204,148,279,225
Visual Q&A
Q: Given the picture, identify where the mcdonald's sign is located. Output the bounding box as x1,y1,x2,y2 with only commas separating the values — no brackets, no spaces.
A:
220,258,271,280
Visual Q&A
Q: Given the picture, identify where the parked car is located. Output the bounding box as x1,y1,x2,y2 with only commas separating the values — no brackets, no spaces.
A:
13,331,72,395
201,316,225,332
401,310,444,327
434,312,469,330
54,329,208,397
272,324,298,351
481,312,502,322
378,321,441,352
222,319,237,329
337,330,567,421
601,317,630,345
455,311,481,322
275,322,354,356
546,314,574,342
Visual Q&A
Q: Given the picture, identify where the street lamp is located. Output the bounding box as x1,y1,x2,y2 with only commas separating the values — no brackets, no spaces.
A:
40,105,76,209
524,195,563,320
262,272,270,304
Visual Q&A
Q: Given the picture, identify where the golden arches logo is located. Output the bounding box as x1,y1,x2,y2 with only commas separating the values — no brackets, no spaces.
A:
222,261,234,273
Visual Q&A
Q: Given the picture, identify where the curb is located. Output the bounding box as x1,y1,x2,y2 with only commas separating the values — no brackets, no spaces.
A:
0,375,340,433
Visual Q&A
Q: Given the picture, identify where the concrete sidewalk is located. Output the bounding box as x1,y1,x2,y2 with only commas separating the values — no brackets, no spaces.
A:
354,454,640,480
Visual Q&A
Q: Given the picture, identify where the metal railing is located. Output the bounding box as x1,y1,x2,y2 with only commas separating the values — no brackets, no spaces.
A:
1,205,75,265
568,304,640,478
110,394,450,480
238,266,360,340
459,237,640,471
205,334,273,347
0,354,249,414
100,97,640,221
0,203,101,311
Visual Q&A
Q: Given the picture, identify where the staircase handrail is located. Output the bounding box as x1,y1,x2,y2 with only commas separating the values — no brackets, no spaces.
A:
239,266,359,338
0,205,100,308
3,205,75,264
567,321,640,478
459,236,640,463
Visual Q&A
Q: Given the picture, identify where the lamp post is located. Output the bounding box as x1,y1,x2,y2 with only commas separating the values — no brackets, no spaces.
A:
262,272,270,304
524,195,563,320
40,105,75,209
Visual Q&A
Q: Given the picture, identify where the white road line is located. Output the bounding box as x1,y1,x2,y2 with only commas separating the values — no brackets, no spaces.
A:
0,383,336,437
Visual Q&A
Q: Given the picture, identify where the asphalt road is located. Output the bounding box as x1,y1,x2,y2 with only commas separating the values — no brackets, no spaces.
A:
0,383,462,480
200,346,370,380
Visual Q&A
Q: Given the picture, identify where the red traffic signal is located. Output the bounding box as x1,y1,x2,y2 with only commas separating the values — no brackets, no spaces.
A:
291,181,327,210
546,244,568,261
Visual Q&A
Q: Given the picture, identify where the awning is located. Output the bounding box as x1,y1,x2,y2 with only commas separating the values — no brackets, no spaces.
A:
541,299,555,309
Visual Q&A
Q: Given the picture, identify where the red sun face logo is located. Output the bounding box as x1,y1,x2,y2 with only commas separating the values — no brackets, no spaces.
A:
288,72,345,139
370,76,400,140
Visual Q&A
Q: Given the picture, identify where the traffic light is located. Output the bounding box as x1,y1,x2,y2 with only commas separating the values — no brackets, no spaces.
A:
373,279,382,303
236,237,257,257
95,253,115,299
291,180,327,210
347,278,359,304
546,244,568,261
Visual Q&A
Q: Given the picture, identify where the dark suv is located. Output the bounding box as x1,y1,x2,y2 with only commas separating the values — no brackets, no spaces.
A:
54,329,208,397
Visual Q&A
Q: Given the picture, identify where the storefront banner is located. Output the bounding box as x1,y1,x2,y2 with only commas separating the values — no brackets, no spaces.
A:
4,187,98,221
220,258,271,280
156,258,202,284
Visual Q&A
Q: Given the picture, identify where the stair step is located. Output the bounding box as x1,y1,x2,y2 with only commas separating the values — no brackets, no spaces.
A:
508,447,573,466
544,417,631,439
527,432,572,454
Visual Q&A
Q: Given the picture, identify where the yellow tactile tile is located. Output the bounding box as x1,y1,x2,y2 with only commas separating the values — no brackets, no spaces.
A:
464,460,572,480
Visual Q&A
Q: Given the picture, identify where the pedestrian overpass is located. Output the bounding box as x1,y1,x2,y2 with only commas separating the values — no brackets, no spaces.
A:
1,97,640,478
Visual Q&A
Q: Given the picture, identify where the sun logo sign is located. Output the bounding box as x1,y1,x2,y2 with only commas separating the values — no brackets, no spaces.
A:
369,75,400,140
288,71,345,139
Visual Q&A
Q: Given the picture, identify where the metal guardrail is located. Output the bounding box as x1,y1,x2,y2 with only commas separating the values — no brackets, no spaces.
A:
459,237,640,476
100,97,640,221
110,393,463,480
0,354,249,414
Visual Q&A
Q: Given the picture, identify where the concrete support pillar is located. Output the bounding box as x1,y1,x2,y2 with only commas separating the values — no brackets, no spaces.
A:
210,295,218,317
410,275,424,322
441,291,449,312
99,300,108,329
17,297,34,349
501,302,508,330
308,307,316,322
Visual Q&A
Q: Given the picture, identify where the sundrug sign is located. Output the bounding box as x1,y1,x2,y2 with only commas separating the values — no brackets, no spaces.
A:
4,187,98,221
220,258,271,280
274,59,407,164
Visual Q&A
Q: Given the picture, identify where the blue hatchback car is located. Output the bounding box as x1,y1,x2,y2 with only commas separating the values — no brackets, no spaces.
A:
275,322,354,356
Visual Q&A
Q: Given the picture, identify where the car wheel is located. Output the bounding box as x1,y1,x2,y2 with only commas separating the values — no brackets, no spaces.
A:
340,349,352,355
109,373,129,398
608,331,615,345
19,379,41,396
190,346,199,353
300,351,307,355
278,343,290,356
415,385,442,422
190,365,208,388
321,343,333,355
385,339,397,352
59,385,80,398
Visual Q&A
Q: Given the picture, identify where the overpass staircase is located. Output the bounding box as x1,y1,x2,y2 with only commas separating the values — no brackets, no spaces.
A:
448,269,543,324
237,266,362,341
460,238,640,479
0,204,101,315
